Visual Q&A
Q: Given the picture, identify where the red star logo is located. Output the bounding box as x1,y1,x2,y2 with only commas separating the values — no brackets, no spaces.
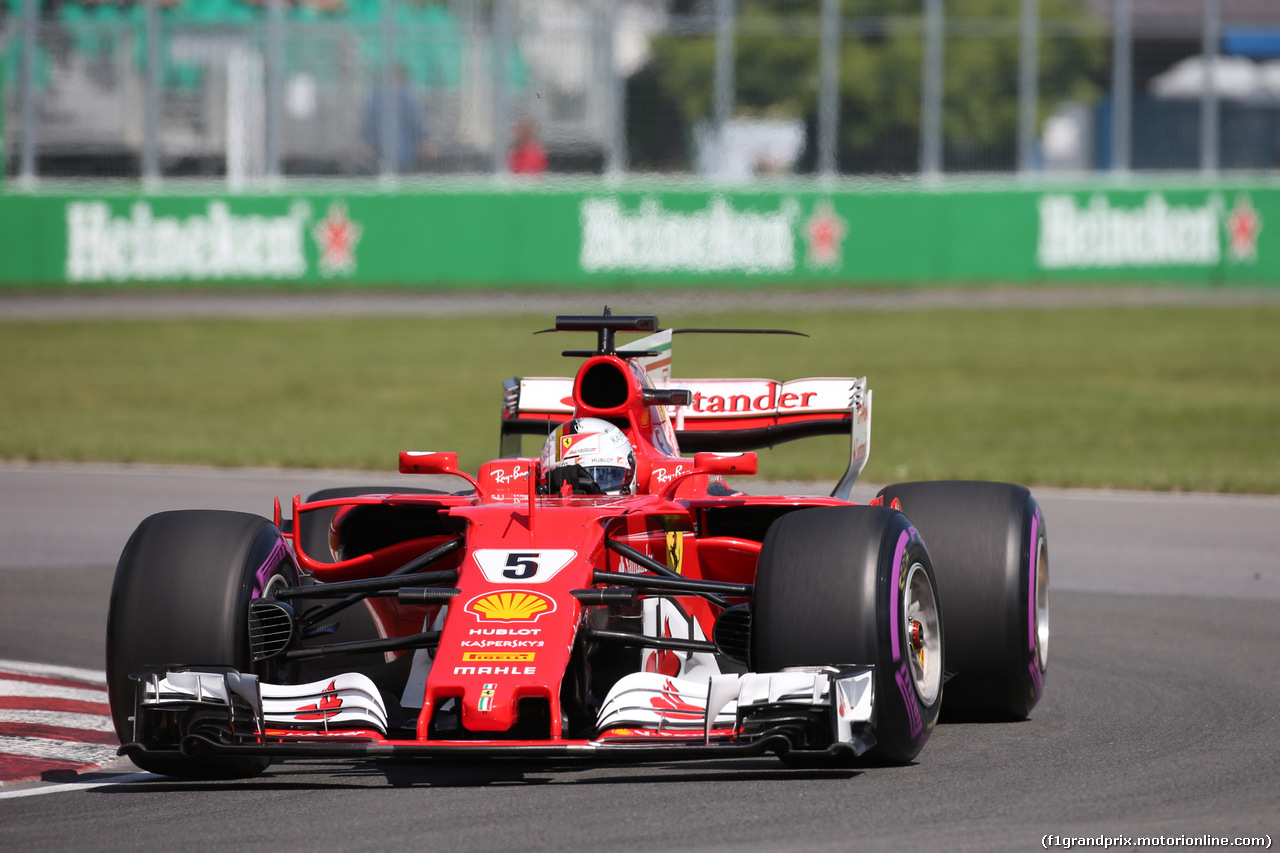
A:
804,200,848,269
1225,195,1262,262
312,201,363,276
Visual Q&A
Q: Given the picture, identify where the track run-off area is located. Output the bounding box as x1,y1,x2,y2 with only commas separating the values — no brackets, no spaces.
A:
0,462,1276,852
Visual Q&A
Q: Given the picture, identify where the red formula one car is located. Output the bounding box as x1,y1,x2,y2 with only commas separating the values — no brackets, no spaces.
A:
106,311,1048,778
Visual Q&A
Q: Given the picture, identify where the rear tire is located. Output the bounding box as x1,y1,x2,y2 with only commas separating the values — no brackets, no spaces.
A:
106,510,299,778
877,481,1048,719
753,506,943,764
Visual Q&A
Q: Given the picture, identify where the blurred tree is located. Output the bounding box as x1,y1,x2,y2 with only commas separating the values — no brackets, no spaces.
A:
634,0,1105,173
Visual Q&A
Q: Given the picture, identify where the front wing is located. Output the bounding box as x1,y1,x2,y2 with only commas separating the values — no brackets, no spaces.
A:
118,666,876,763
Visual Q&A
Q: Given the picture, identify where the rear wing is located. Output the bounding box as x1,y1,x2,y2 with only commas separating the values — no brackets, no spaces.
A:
499,374,872,501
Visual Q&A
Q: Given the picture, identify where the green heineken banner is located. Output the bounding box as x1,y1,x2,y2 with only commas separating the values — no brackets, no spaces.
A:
0,179,1276,287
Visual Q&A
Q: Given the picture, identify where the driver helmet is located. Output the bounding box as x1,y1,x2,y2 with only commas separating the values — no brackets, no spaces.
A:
540,418,636,495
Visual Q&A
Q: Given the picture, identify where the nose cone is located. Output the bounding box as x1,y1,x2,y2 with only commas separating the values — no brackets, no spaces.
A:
418,505,612,739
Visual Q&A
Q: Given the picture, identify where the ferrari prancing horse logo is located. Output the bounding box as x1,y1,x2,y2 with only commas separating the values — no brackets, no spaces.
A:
665,531,683,574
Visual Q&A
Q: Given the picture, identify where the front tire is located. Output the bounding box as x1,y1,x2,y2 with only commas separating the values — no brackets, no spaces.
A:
877,481,1048,719
753,506,944,764
106,510,299,778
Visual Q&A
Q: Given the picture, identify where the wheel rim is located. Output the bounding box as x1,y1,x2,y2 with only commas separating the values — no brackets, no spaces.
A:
1035,535,1049,670
903,562,942,706
261,572,290,600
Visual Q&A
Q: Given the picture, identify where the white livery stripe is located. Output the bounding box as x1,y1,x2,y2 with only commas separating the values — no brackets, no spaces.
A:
0,681,108,704
0,710,116,732
0,736,119,765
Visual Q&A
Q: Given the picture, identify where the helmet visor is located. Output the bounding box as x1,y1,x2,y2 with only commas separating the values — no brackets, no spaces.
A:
585,466,631,494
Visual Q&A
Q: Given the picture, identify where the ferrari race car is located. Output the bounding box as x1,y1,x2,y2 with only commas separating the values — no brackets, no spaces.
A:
106,311,1048,778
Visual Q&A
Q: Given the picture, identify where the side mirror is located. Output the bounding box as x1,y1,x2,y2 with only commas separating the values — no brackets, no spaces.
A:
399,451,459,475
660,452,759,498
694,452,758,476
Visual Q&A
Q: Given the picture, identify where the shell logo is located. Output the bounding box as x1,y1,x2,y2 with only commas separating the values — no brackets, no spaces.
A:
466,590,556,622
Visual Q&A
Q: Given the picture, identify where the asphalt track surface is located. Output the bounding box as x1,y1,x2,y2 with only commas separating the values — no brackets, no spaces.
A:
0,463,1277,852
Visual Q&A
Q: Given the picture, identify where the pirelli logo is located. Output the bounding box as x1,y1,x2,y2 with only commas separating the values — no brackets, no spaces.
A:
461,652,536,663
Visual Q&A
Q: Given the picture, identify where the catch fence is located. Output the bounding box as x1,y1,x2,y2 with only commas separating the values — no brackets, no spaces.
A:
3,0,1279,181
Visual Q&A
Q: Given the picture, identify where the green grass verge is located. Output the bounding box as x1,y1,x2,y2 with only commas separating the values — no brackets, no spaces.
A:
2,306,1277,493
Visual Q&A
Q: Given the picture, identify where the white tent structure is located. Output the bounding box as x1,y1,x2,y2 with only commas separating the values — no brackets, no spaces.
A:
1149,55,1280,102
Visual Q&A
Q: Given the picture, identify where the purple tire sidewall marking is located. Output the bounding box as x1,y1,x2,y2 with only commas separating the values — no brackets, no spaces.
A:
1028,505,1045,696
253,536,292,598
1028,509,1039,655
895,662,924,739
890,525,929,737
889,528,912,663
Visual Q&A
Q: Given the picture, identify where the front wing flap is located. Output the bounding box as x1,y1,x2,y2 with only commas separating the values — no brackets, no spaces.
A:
595,667,875,756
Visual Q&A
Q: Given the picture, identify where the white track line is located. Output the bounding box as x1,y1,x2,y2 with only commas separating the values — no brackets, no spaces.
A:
0,772,155,800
